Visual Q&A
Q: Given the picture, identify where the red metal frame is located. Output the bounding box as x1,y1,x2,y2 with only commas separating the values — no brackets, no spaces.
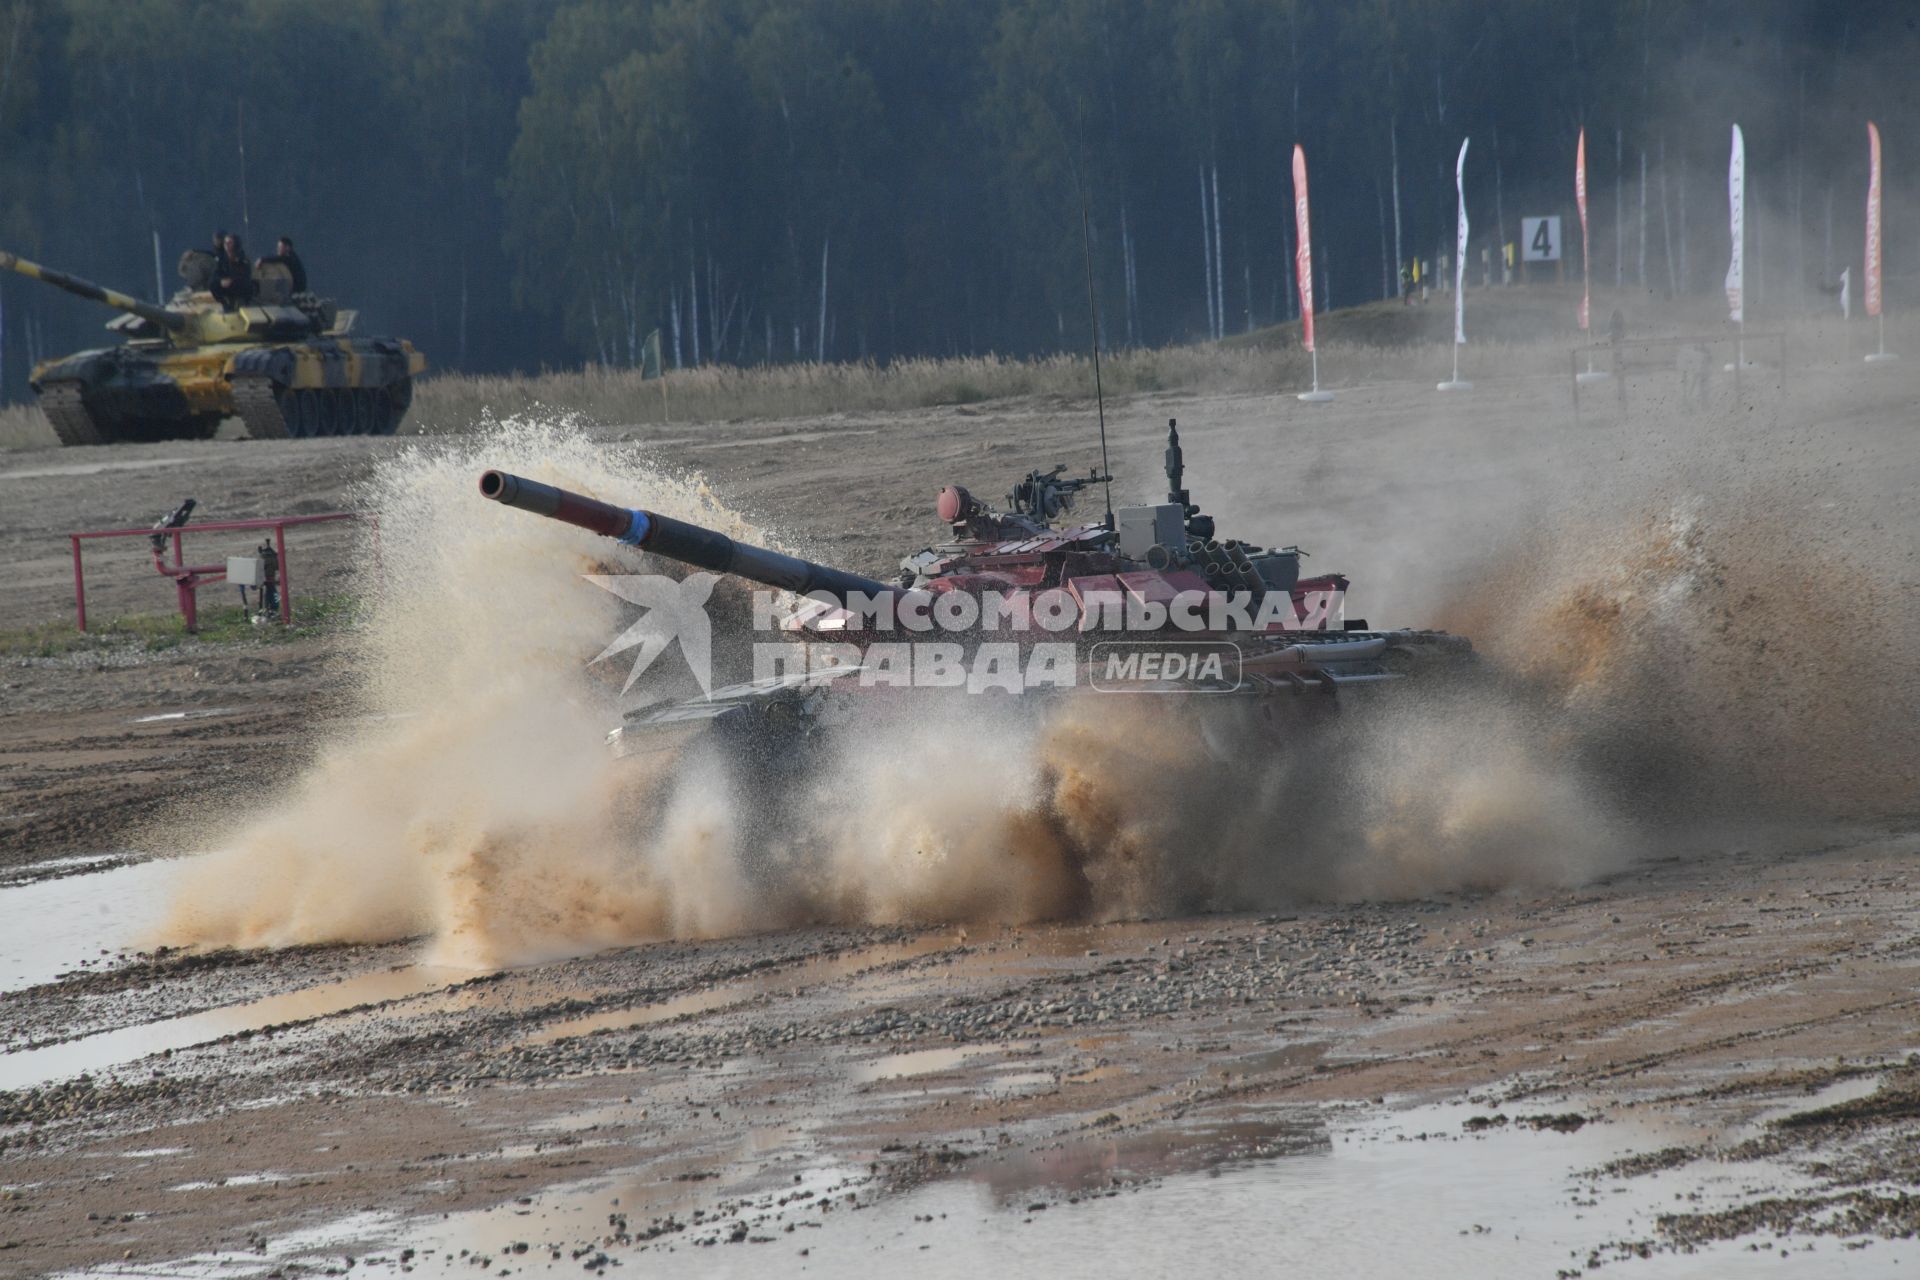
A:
69,513,371,633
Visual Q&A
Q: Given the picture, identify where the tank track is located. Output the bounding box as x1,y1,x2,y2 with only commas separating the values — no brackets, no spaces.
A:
232,377,410,440
36,382,104,446
231,376,290,440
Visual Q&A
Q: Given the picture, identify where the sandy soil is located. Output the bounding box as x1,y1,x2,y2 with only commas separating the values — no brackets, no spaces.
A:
2,343,1919,1276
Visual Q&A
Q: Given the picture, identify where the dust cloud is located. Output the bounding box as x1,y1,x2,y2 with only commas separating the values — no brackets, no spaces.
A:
162,396,1917,964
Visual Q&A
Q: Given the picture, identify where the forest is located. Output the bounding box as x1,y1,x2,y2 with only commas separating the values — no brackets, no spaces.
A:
0,0,1911,403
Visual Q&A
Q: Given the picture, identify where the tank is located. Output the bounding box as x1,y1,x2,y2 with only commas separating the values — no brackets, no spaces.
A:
0,248,425,445
477,418,1475,761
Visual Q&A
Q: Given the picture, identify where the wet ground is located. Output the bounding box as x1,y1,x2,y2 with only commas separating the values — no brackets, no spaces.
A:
5,350,1920,1275
5,826,1920,1276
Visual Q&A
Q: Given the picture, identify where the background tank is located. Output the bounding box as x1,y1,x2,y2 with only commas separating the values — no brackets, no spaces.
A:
0,248,426,446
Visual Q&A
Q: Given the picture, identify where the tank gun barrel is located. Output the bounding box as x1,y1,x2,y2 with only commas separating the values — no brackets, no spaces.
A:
0,251,185,332
479,470,893,605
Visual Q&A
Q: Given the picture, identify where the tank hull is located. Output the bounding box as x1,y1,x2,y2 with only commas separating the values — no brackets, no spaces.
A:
31,335,425,446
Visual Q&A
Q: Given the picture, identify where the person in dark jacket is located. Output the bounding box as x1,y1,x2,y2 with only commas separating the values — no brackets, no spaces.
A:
210,232,255,310
259,236,307,294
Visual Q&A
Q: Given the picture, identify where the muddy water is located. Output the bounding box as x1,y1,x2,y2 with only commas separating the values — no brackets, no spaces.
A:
0,858,174,992
0,963,472,1092
77,1099,1915,1278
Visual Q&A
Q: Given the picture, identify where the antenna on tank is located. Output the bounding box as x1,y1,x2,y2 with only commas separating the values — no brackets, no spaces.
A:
1077,179,1114,530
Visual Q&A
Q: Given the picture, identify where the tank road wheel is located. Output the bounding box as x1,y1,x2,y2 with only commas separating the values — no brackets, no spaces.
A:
285,391,317,439
231,376,292,440
368,390,393,437
35,382,105,447
319,390,346,436
349,389,377,436
380,377,413,435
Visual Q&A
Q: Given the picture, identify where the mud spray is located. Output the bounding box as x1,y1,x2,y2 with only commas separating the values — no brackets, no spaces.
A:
162,417,1919,966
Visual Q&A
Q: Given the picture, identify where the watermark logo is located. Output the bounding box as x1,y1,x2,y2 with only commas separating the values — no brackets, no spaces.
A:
1088,641,1242,692
589,576,1339,696
585,573,716,694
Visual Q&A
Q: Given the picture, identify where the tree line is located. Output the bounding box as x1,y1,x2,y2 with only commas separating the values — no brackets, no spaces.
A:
0,0,1911,403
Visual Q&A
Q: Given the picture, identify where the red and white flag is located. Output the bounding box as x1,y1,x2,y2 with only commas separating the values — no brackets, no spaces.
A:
1726,124,1745,324
1866,121,1883,318
1292,144,1315,353
1576,128,1590,330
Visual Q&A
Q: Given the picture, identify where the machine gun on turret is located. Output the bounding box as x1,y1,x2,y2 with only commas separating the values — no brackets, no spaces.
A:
1006,464,1113,522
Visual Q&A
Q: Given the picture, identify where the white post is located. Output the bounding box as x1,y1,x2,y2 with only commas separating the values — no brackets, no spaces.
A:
1865,312,1897,362
1297,345,1333,403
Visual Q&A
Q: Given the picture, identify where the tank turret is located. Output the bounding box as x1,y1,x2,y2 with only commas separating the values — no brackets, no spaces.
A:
0,247,424,446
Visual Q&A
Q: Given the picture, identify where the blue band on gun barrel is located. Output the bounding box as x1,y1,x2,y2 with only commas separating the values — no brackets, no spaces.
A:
619,510,652,547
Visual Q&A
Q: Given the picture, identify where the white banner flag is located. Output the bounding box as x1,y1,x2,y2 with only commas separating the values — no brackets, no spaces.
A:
1726,124,1745,324
1841,266,1851,320
1453,137,1470,345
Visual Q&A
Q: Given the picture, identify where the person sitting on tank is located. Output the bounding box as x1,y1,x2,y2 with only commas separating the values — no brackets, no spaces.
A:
210,232,256,310
259,236,306,294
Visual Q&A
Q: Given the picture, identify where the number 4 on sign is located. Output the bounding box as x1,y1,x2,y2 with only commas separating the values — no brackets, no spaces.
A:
1521,216,1562,263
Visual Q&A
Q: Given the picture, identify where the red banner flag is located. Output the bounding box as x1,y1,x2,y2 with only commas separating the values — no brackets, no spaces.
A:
1866,121,1883,319
1576,128,1590,330
1293,144,1315,353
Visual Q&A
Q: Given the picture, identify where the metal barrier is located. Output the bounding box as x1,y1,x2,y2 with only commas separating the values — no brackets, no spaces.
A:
69,512,371,632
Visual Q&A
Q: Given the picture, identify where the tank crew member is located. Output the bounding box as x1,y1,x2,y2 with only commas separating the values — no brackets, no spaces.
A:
210,232,255,309
260,236,306,293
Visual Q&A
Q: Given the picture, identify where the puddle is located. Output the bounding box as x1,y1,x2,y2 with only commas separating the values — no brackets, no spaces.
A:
0,857,176,993
1218,1040,1329,1078
129,707,238,725
1747,1073,1886,1130
168,1172,291,1192
852,1046,1002,1084
70,1128,864,1279
83,1095,1911,1279
524,934,961,1046
0,963,472,1093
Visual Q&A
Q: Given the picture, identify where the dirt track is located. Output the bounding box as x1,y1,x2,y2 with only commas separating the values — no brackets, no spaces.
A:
3,347,1920,1275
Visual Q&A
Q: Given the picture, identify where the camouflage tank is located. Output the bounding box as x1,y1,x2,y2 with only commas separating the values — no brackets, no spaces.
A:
0,248,425,445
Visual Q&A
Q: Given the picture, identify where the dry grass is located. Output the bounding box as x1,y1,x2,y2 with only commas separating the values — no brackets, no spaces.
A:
405,337,1578,434
0,402,56,451
0,292,1898,449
